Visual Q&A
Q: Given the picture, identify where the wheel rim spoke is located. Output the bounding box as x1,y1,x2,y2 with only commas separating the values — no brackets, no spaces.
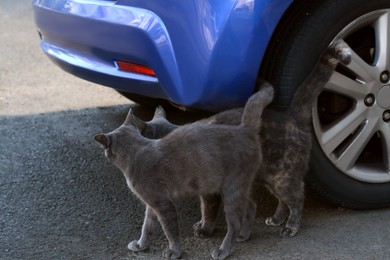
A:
320,104,368,155
345,46,378,83
335,117,379,171
380,123,390,172
325,71,367,99
374,11,390,70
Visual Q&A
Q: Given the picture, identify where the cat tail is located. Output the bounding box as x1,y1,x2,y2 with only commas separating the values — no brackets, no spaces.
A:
241,81,274,132
289,40,352,122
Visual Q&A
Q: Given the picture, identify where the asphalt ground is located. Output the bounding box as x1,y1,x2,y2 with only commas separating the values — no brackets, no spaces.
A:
1,1,390,259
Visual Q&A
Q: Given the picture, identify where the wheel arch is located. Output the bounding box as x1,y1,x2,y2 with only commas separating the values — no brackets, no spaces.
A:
258,0,353,109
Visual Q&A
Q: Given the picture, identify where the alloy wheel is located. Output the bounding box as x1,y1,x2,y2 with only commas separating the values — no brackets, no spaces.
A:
313,10,390,183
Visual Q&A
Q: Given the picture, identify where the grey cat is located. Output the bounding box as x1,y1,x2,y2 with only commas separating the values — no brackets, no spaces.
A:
94,85,274,259
138,40,352,238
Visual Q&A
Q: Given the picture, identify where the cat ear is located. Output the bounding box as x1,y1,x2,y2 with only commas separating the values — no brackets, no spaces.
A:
94,134,110,149
124,109,147,132
124,108,135,125
152,105,167,120
131,114,147,132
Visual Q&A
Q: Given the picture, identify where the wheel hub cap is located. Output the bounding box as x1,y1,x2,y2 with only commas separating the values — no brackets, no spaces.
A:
377,85,390,108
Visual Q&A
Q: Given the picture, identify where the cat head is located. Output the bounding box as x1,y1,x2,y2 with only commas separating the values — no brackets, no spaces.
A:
94,108,146,161
94,106,178,163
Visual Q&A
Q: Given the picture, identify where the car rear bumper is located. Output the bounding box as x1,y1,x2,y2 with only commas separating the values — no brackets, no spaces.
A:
33,0,291,110
33,0,173,101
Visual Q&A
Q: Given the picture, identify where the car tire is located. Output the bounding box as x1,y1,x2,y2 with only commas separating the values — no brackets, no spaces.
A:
260,0,390,209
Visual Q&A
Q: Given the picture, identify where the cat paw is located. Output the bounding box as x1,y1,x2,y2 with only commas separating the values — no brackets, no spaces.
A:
128,240,148,251
162,248,181,259
211,248,230,260
193,221,213,238
265,217,283,227
194,227,213,238
281,227,298,238
337,49,352,65
332,40,352,65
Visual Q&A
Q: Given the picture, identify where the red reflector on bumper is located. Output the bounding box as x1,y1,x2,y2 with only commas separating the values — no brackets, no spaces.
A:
115,60,156,77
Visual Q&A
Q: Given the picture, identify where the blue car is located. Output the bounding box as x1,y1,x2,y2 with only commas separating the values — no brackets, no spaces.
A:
33,0,390,209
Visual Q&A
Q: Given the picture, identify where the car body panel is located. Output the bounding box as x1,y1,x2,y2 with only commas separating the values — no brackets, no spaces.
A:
33,0,292,110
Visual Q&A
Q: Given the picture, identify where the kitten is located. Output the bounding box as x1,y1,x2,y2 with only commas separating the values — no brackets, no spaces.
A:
138,40,352,238
94,85,274,259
